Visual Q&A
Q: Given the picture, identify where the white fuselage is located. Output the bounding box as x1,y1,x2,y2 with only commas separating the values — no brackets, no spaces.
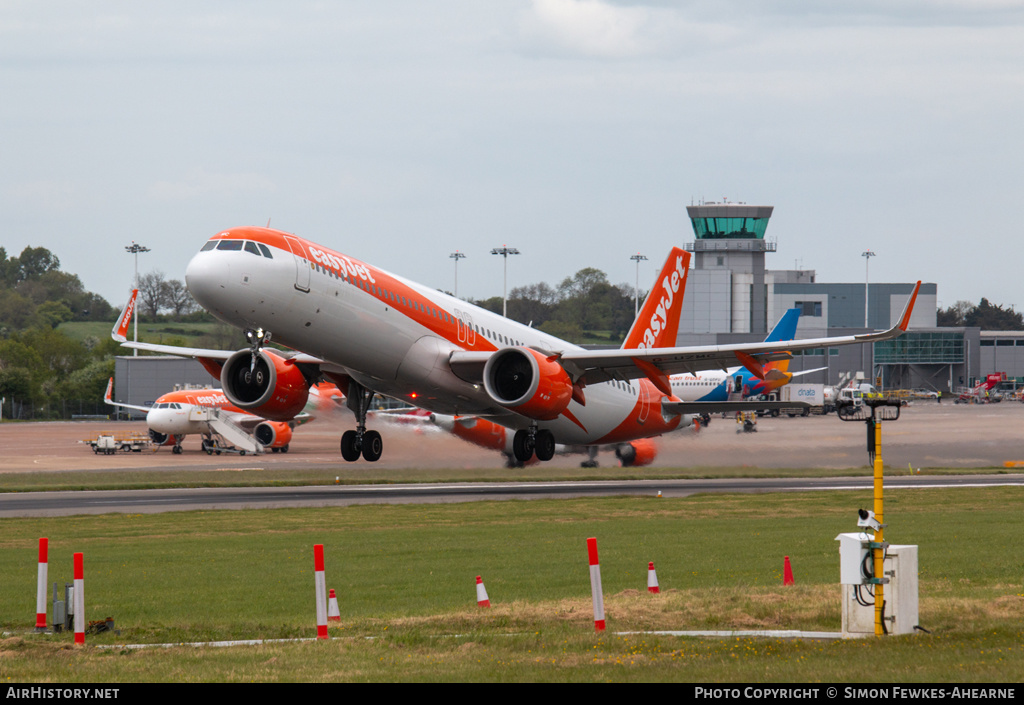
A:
185,231,700,446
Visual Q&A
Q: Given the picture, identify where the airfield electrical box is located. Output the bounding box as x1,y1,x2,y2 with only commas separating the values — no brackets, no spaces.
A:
835,535,919,636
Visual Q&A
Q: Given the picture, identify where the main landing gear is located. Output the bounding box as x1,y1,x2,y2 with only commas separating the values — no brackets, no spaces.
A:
512,426,556,463
340,380,382,462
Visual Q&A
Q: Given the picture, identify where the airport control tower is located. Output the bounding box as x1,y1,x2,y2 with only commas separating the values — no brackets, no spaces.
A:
685,201,775,335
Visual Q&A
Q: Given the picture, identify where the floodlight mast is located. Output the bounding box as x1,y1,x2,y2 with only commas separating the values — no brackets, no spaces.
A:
449,250,466,299
490,246,520,318
630,253,648,316
125,242,150,356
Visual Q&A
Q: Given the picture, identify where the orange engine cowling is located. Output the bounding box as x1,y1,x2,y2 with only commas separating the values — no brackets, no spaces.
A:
254,421,293,448
615,438,658,467
482,347,573,421
220,349,309,421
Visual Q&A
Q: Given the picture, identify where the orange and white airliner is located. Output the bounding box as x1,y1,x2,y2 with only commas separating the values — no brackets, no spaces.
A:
103,376,343,454
112,226,919,463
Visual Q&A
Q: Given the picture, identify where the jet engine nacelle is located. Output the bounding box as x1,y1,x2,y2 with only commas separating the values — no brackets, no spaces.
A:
254,420,293,448
615,437,658,467
482,347,573,421
148,429,173,446
220,349,310,421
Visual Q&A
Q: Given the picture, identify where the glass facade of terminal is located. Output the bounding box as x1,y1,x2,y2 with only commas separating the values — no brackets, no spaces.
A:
690,217,770,240
874,331,965,364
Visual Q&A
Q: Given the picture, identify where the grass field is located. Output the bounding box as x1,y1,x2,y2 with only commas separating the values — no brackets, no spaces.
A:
2,487,1023,682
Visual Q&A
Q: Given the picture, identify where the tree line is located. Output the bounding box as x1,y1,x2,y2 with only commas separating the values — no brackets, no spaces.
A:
470,267,641,343
0,247,206,419
937,299,1024,330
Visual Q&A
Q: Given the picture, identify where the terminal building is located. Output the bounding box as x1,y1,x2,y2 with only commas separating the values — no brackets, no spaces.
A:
675,200,977,393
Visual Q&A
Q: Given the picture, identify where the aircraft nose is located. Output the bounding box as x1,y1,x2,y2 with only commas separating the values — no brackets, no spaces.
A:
185,250,220,311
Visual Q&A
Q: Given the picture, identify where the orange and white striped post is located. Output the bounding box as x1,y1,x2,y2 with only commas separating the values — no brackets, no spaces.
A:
587,538,605,631
314,544,328,639
35,538,48,632
73,553,84,646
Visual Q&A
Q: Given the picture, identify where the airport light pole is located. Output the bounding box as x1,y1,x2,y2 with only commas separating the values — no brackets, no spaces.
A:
630,253,648,316
449,250,466,299
490,246,519,318
862,250,876,327
125,241,150,356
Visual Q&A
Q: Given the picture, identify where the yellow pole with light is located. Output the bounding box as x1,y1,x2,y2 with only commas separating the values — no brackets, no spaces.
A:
872,417,885,636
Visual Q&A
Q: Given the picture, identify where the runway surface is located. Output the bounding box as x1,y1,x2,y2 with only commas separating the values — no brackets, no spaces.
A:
1,401,1022,517
3,473,1024,517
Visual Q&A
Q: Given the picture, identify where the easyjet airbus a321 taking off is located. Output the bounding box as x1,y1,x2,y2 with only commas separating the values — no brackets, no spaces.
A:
112,226,920,464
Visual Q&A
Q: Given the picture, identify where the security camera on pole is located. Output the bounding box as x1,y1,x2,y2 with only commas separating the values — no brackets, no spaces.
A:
834,396,919,636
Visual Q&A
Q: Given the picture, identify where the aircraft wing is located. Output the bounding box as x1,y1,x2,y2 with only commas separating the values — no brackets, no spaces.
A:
102,378,152,413
450,281,920,394
661,399,808,415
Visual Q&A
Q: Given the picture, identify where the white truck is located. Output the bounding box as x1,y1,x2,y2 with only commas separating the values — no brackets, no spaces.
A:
780,383,825,416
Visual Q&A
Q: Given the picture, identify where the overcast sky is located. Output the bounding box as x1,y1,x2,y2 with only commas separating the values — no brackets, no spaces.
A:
3,1,1023,313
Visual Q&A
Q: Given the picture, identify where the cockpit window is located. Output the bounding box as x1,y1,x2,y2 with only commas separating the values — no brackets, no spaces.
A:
244,241,261,256
201,241,217,252
256,243,272,258
216,240,244,251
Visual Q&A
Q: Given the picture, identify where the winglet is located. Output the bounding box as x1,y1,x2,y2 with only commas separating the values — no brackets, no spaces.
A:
112,289,138,343
104,377,114,405
898,281,921,331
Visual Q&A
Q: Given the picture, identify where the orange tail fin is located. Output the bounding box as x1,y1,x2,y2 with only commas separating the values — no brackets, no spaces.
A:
622,248,690,350
111,289,138,343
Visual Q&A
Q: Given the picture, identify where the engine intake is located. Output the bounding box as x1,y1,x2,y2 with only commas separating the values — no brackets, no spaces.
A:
220,349,310,421
482,347,573,421
254,421,293,448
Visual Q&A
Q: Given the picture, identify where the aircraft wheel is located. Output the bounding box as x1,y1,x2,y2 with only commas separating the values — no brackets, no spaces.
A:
512,430,533,463
534,430,555,461
340,430,361,462
281,444,289,453
362,430,383,462
172,445,182,455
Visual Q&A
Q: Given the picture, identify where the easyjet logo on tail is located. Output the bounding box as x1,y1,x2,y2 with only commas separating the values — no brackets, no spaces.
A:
112,289,138,342
623,249,690,350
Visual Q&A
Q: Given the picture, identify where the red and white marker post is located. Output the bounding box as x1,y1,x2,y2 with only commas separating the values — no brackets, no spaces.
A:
73,552,84,646
476,576,490,608
647,561,660,594
587,538,605,632
35,538,48,632
314,544,328,639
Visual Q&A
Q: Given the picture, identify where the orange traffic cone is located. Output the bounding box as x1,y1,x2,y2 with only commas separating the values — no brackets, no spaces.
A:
647,562,660,594
783,556,795,585
476,575,490,608
327,588,341,621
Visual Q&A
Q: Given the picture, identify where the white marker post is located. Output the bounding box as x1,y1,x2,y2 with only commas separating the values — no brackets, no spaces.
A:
35,538,48,632
314,544,328,639
587,538,605,631
73,553,84,645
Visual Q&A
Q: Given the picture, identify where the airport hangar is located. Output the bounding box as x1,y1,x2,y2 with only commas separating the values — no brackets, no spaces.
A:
110,201,1020,415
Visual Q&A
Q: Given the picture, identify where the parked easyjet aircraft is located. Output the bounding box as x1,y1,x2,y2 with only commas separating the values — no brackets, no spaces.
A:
103,376,343,454
112,226,919,464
